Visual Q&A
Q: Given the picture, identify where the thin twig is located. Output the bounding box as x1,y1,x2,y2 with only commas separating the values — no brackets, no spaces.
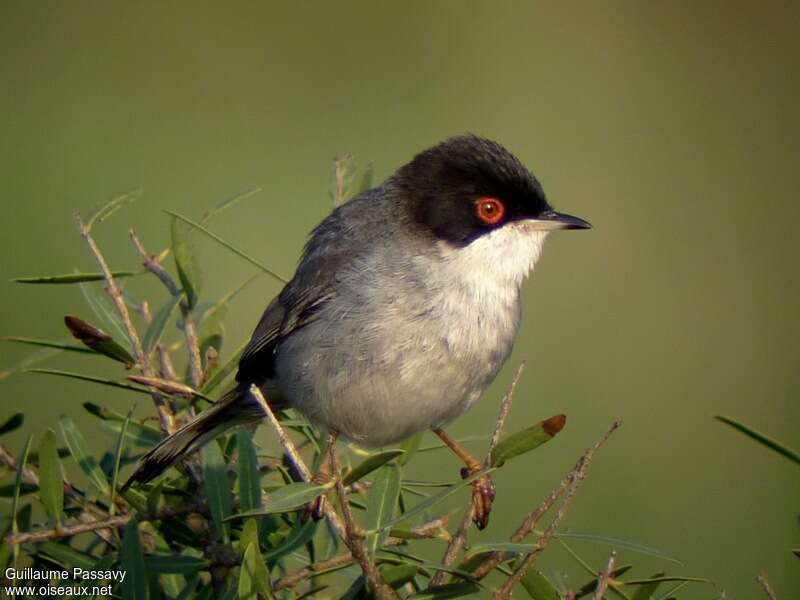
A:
5,501,207,545
757,571,778,600
594,550,617,599
247,385,346,538
75,215,174,434
490,421,621,599
430,363,525,587
329,440,397,600
130,229,203,389
272,517,447,592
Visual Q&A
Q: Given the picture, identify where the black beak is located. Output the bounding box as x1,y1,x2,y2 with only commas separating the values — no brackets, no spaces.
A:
528,210,592,231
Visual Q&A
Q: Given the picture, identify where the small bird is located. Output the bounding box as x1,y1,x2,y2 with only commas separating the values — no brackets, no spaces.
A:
124,135,590,528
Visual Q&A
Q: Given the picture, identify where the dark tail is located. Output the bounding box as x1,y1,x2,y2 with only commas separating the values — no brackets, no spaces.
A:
121,384,266,491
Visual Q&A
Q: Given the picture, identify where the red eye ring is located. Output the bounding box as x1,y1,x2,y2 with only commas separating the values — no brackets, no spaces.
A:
476,197,506,225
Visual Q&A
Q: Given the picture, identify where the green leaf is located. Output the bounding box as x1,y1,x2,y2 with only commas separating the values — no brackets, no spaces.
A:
382,563,418,589
490,414,566,467
343,449,405,485
239,542,272,600
171,217,202,310
365,463,401,559
0,413,24,436
227,481,335,520
372,468,494,534
78,280,129,344
86,189,141,229
556,532,681,564
142,294,183,354
165,210,287,284
59,415,110,495
399,432,422,466
13,271,137,284
144,555,210,574
520,569,560,600
10,434,33,540
109,406,134,516
202,442,233,540
120,520,148,600
263,519,318,562
102,420,163,449
28,368,152,397
715,415,800,466
38,429,63,526
236,429,262,512
631,572,665,600
1,337,94,355
411,582,481,599
36,541,95,570
200,188,263,223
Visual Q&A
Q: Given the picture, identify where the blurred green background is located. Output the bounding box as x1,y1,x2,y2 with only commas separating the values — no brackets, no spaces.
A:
1,1,798,597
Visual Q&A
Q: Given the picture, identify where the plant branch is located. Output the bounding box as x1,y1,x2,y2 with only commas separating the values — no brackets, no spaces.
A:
757,571,778,600
75,215,174,434
430,362,525,587
130,229,203,389
491,421,621,598
594,550,617,599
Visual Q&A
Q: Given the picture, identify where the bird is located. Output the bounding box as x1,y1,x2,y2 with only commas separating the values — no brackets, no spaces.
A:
122,134,590,529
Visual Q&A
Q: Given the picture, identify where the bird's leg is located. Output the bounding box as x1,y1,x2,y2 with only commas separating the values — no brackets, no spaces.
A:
309,431,338,520
433,427,495,529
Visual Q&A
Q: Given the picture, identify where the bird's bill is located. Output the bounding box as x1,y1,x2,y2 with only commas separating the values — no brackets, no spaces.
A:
526,210,592,231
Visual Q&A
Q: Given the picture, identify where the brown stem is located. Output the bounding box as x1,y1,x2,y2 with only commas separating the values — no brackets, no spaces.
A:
490,421,621,599
329,439,398,599
757,571,778,600
429,363,525,587
130,230,203,389
75,215,174,434
594,550,617,599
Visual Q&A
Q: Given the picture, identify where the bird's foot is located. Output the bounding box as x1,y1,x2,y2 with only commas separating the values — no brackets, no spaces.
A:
461,465,495,530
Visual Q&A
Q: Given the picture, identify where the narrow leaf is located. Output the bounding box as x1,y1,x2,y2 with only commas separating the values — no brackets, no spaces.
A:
631,572,665,600
142,294,182,353
87,189,141,229
490,414,566,467
10,434,33,538
236,429,261,512
64,315,136,365
171,217,202,309
102,420,163,448
343,449,405,485
411,582,480,599
556,532,681,564
715,415,800,466
263,519,318,562
109,406,133,516
1,337,94,354
382,563,417,589
120,520,148,600
201,188,263,223
144,555,210,574
330,154,358,206
0,413,24,436
28,368,152,396
78,279,129,344
365,463,401,558
239,542,272,599
520,569,560,600
373,468,494,533
59,415,110,495
13,271,136,284
38,429,63,525
165,210,287,284
36,541,95,570
226,481,335,520
200,340,246,394
202,442,233,540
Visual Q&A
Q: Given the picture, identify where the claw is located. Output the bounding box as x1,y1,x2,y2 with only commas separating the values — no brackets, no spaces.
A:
461,467,495,530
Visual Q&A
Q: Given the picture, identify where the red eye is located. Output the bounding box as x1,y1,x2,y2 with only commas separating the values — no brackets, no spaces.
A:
476,197,506,225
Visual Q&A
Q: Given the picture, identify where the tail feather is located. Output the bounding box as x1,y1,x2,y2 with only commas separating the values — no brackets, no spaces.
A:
121,384,266,491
